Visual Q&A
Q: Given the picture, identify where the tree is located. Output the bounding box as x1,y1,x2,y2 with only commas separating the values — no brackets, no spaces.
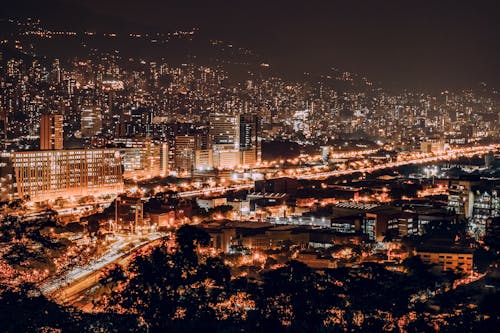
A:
175,224,210,259
104,227,232,331
87,219,101,237
258,260,342,331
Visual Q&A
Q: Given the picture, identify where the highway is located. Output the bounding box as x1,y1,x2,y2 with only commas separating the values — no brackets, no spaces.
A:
179,183,254,197
298,145,497,180
40,232,167,298
178,145,498,196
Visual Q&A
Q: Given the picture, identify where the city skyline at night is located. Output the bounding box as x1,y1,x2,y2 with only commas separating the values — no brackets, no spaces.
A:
0,1,499,333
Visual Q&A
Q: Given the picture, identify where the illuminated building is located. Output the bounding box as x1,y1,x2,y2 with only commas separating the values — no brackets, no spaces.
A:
207,113,262,169
210,113,240,169
213,150,240,169
12,149,123,202
417,246,474,274
125,107,154,137
174,135,201,172
194,149,213,171
0,110,7,150
227,199,250,216
102,79,124,90
420,139,448,153
160,142,169,176
209,113,239,150
65,78,76,96
80,107,102,137
0,152,16,201
199,222,309,253
196,197,228,211
115,196,144,232
40,114,63,150
239,114,261,166
469,187,500,237
115,137,166,179
447,178,481,218
149,210,176,228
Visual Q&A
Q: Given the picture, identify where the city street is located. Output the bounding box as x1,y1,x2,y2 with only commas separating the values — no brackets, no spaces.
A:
40,232,167,299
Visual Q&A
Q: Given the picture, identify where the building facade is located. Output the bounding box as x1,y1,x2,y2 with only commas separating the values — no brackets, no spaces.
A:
40,114,63,150
115,137,167,179
417,247,474,274
12,149,123,202
80,107,103,137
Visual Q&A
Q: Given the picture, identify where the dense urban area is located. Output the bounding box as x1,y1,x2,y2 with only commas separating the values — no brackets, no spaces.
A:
0,16,499,333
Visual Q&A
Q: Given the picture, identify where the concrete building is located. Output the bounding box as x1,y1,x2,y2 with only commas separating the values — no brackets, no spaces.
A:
40,114,63,150
115,196,144,232
80,107,102,137
255,177,299,195
12,149,123,202
199,221,308,253
213,150,240,169
469,187,500,237
239,114,261,166
417,246,474,274
209,113,239,150
149,211,176,228
209,113,261,169
196,197,227,211
0,111,7,151
194,149,213,171
159,142,169,177
0,152,16,202
420,139,448,153
116,137,165,179
174,135,200,172
447,178,481,218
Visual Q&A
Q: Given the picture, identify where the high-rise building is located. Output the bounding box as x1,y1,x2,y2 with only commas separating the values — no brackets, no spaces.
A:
209,113,239,150
124,107,154,137
52,59,61,84
160,142,169,177
174,135,201,172
469,187,500,237
239,114,259,150
80,107,102,137
420,139,448,153
194,149,213,171
448,178,480,218
239,114,261,166
209,113,261,169
40,114,63,150
0,110,7,151
0,152,15,201
12,149,123,202
115,137,164,179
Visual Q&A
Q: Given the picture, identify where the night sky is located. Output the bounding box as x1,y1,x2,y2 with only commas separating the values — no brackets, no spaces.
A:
4,0,500,90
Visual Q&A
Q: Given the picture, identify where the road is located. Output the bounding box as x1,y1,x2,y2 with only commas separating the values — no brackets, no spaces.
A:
179,183,254,197
299,145,497,180
179,145,498,196
40,232,167,299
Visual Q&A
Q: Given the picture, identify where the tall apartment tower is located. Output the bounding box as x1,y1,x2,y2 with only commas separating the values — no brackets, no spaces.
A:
0,109,7,151
209,113,239,150
40,114,63,150
209,113,240,169
80,107,103,137
174,135,202,172
240,114,261,150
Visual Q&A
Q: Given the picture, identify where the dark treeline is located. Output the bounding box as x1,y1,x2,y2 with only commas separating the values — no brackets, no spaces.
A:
2,224,500,332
